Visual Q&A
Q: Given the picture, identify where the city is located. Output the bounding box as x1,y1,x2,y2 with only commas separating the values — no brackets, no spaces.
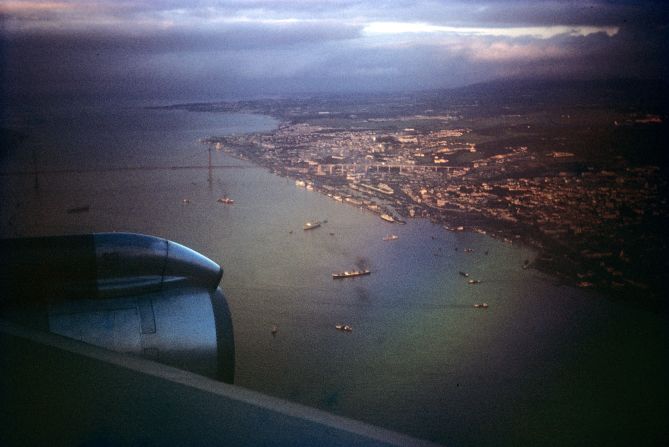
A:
181,80,668,306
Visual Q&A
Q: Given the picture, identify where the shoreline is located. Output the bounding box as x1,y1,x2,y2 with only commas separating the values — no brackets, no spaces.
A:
210,142,665,311
165,92,666,313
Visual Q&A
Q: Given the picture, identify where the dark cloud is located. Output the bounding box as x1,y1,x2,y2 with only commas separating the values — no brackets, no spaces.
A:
2,21,361,54
1,1,667,101
457,0,669,27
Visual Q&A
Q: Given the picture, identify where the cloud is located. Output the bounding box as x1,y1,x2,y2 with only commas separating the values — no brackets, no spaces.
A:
463,40,569,61
4,0,660,34
3,20,362,54
362,22,618,39
1,1,667,99
1,1,73,13
466,0,669,27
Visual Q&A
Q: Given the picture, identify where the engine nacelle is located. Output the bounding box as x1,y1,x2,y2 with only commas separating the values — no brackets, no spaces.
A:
0,233,234,383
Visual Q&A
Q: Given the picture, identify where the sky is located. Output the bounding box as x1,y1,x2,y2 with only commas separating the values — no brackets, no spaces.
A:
1,0,668,100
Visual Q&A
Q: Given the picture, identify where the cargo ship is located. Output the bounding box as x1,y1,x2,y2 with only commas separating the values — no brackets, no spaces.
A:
332,269,371,279
303,221,321,230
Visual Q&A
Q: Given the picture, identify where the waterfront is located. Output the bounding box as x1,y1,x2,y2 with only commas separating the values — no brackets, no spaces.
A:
1,102,667,446
197,85,668,306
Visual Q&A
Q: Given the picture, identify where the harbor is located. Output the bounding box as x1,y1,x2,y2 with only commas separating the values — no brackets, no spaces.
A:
1,101,666,446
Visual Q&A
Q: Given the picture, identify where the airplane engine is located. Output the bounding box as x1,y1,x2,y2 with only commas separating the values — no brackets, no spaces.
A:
0,233,234,383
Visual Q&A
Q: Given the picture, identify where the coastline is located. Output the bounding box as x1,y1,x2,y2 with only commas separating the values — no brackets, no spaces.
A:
201,127,666,311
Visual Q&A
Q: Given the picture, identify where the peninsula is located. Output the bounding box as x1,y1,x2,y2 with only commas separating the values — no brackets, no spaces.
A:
161,79,669,307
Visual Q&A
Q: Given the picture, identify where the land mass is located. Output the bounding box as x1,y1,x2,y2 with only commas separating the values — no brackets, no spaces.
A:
159,78,669,308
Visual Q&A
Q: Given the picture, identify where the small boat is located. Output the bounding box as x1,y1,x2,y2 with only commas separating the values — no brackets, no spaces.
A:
335,324,353,332
380,214,394,223
303,221,321,230
217,197,234,204
473,303,489,309
468,279,481,285
464,248,474,253
383,234,399,241
332,269,371,279
271,325,278,336
459,271,469,277
181,199,191,204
